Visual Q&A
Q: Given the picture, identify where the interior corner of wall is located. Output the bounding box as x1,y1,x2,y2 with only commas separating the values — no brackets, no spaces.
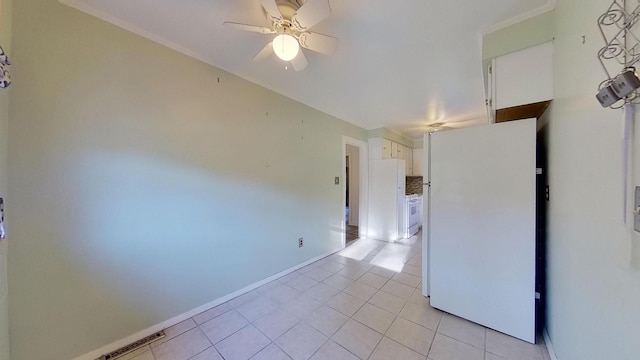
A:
543,328,559,360
630,233,640,271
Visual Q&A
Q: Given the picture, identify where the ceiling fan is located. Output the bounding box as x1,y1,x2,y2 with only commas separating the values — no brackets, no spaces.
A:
223,0,338,71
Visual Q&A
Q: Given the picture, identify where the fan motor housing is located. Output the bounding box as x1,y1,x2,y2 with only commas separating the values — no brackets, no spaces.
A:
276,0,306,20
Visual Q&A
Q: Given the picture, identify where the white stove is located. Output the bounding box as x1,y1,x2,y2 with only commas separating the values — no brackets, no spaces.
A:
405,194,423,237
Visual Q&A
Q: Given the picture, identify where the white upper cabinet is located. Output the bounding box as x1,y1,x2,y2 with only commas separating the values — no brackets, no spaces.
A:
382,138,392,159
405,147,413,175
396,143,405,159
412,148,423,176
494,42,553,110
369,137,412,163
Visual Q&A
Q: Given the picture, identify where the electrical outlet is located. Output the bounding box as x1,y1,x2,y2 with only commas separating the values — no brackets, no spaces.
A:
298,237,304,248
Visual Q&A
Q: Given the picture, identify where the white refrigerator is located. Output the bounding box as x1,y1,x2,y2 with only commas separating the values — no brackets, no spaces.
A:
422,119,537,343
368,158,406,242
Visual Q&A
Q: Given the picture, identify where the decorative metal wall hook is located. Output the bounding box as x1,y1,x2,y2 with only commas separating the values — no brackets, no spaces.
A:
0,45,11,88
596,0,640,108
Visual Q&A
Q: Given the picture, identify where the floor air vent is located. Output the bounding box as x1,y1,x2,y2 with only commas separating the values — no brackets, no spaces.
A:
97,331,165,360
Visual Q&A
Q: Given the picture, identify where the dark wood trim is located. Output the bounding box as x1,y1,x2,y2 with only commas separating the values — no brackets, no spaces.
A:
496,100,552,123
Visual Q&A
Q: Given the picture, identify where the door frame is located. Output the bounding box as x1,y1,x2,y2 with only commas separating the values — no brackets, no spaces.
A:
342,136,368,247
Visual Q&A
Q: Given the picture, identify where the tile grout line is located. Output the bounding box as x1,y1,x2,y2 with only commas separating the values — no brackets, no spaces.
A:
434,312,488,352
425,301,444,359
370,303,401,359
183,343,217,360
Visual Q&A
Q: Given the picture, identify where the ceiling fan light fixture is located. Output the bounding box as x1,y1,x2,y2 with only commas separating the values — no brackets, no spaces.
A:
273,34,299,61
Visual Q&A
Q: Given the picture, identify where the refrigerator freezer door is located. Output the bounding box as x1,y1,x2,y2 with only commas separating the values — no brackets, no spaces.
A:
429,119,537,343
368,159,405,242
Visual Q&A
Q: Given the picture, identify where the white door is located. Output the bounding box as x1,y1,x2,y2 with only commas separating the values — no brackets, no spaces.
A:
429,119,537,343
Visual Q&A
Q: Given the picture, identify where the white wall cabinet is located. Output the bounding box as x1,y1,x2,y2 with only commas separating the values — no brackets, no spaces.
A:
412,148,423,176
370,137,412,162
405,147,413,175
492,42,553,111
396,143,404,159
382,139,392,159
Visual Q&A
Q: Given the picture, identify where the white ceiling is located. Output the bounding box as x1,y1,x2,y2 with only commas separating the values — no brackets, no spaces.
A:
61,0,553,139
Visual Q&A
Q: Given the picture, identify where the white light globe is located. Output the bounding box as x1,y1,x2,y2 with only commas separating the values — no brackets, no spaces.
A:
272,34,300,61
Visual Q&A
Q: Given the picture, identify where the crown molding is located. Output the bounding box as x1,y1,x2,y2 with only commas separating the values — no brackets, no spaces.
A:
482,0,557,35
58,0,213,67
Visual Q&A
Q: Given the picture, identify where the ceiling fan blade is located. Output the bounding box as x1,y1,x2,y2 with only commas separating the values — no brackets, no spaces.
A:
298,32,338,55
253,42,274,61
261,0,283,21
223,22,274,34
290,50,308,72
291,0,331,30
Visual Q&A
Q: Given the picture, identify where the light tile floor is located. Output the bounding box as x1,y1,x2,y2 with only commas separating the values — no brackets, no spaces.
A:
124,233,551,360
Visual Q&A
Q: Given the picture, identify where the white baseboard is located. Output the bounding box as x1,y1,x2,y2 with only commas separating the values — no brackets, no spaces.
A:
71,247,343,360
543,328,558,360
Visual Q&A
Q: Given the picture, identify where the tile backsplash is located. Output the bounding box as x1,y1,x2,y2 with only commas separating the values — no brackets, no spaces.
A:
406,176,423,195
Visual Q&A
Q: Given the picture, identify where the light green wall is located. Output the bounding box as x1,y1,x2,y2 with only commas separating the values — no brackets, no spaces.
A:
0,0,12,359
544,1,640,359
8,0,366,359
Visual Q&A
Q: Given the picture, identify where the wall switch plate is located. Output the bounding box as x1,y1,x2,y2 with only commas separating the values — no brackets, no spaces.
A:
335,177,339,185
634,187,640,232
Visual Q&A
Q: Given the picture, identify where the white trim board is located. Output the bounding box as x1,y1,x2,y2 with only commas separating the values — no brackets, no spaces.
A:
543,329,559,360
71,247,344,360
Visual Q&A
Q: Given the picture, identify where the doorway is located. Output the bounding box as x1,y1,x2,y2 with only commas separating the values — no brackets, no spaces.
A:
342,137,368,248
345,146,359,245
